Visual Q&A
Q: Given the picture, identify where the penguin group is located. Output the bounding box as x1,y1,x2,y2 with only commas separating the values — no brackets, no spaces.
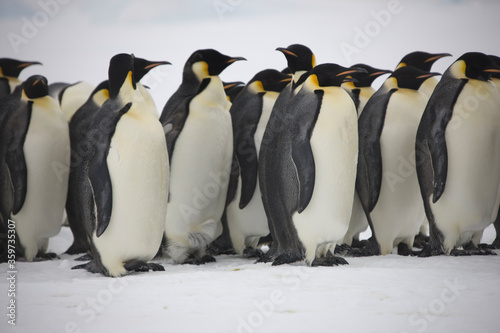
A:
0,45,499,277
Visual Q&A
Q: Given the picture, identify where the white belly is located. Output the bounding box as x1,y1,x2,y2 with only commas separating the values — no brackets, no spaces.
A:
371,90,428,254
166,77,233,252
12,96,70,261
93,103,169,277
431,79,500,252
293,87,358,262
61,81,95,122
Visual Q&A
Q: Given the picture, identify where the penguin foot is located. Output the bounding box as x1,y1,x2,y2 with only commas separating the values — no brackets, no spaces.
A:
272,250,304,266
71,260,104,275
334,244,352,255
397,243,420,256
351,239,369,249
206,242,236,256
312,251,349,267
123,260,165,272
418,243,444,257
449,249,473,256
462,242,497,256
477,243,496,250
75,253,94,261
413,233,430,249
255,253,273,264
352,238,380,257
184,254,216,265
243,248,264,259
147,263,166,272
34,252,59,261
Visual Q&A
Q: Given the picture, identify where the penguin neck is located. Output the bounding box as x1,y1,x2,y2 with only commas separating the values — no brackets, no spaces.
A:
448,60,467,80
382,77,399,91
92,89,110,108
198,76,227,109
293,70,307,84
247,80,265,94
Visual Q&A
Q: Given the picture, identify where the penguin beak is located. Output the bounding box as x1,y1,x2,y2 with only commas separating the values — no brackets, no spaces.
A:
416,72,441,79
279,77,293,83
424,53,452,63
343,77,359,83
223,81,244,89
337,68,368,77
226,57,246,64
483,69,500,74
369,69,393,77
17,61,42,68
144,61,171,70
276,47,298,58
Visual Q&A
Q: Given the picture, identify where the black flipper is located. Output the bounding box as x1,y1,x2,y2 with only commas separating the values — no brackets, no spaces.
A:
5,101,32,214
356,88,395,214
164,78,211,162
290,89,323,213
231,89,264,209
88,102,131,237
0,78,10,98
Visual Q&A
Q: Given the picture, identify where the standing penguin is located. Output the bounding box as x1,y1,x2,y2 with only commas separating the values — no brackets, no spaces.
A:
57,81,96,121
74,53,169,276
0,58,41,98
226,69,291,256
416,52,500,257
1,75,70,261
342,64,392,115
356,67,440,256
394,51,451,98
161,50,245,264
263,64,362,266
258,44,316,264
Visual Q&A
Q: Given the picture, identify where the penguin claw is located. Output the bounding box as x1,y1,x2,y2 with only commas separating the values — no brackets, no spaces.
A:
147,263,165,271
272,250,304,266
183,254,216,265
417,243,444,257
334,244,352,255
397,243,420,256
312,252,349,266
243,248,264,259
351,238,380,257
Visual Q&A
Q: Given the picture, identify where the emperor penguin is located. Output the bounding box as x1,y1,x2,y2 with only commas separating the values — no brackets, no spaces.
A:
416,52,500,257
264,64,363,266
356,67,440,256
64,80,110,255
3,75,70,261
342,64,392,115
225,69,291,257
57,81,96,121
161,50,245,264
0,58,41,98
395,51,451,98
75,53,169,277
258,44,316,264
223,81,245,103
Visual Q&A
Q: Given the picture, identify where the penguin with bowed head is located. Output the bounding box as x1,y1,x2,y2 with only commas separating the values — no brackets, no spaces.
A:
258,44,316,264
416,52,500,257
356,67,440,256
225,69,291,257
73,53,169,276
161,49,245,264
263,64,364,266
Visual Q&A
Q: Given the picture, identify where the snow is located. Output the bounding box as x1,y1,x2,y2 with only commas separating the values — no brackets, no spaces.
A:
1,0,500,332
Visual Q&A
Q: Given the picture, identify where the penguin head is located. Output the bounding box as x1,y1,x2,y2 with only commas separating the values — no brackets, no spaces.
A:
133,57,171,82
389,66,440,90
488,55,500,79
248,69,292,93
23,75,49,99
349,64,392,87
222,81,245,102
0,58,41,78
276,44,315,73
108,53,136,99
455,52,500,81
396,51,452,71
308,64,367,88
187,49,246,80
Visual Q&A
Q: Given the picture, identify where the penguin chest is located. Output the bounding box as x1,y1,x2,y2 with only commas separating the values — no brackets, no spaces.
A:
432,80,500,232
254,92,279,158
96,104,168,269
168,91,233,226
293,90,358,243
372,91,427,239
13,97,69,246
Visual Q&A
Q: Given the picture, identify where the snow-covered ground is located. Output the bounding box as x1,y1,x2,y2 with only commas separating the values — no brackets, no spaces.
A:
1,0,500,332
0,225,498,333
